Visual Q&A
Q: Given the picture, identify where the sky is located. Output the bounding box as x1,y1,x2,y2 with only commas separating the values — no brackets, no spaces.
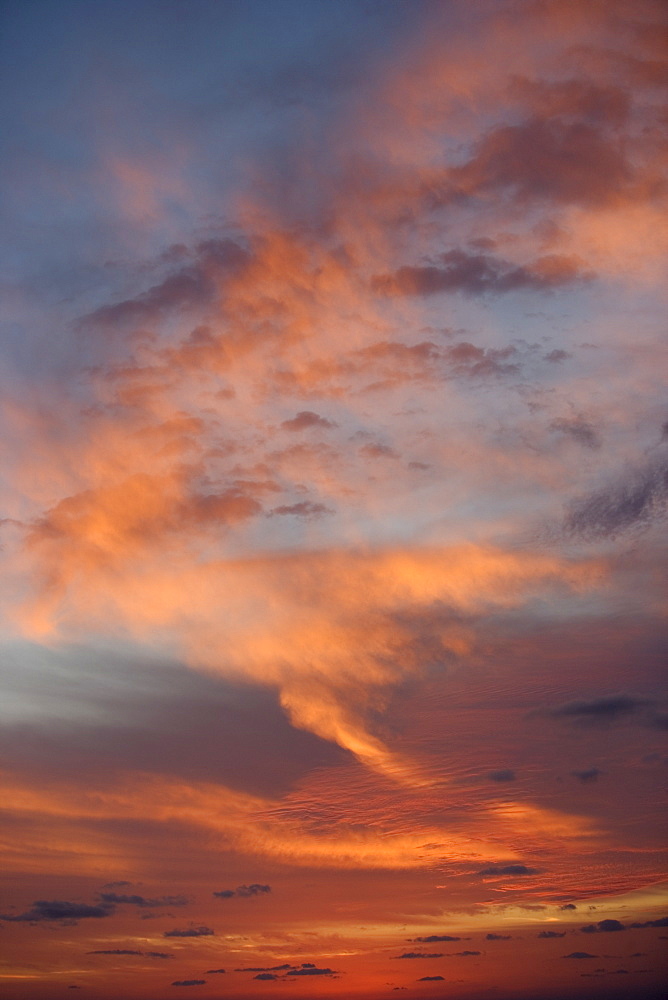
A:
0,1,666,998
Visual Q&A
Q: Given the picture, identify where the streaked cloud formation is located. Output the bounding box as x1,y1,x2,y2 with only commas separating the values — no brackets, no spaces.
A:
0,1,666,998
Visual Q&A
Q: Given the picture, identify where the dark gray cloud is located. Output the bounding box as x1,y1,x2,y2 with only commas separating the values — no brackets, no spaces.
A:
98,892,188,908
581,919,626,933
488,769,515,782
254,973,278,980
373,250,590,298
269,501,332,518
564,952,598,959
213,883,270,899
236,965,293,972
453,951,481,956
538,931,566,939
412,935,461,942
486,933,512,940
551,417,601,450
565,458,668,539
0,899,113,923
395,952,444,959
288,966,337,976
171,981,206,987
560,904,577,910
629,916,668,929
571,767,603,783
445,117,636,209
546,694,652,723
164,926,214,938
418,976,445,981
281,411,336,431
88,949,172,958
479,864,537,877
88,949,143,956
205,969,226,973
82,239,249,330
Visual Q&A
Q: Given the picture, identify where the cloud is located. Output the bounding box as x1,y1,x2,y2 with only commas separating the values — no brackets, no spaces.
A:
373,250,591,298
98,892,188,908
479,864,537,876
269,501,332,518
453,951,481,956
565,458,668,539
563,952,598,959
395,952,444,959
236,965,293,973
0,899,114,922
629,917,668,929
551,417,601,450
488,769,515,782
164,926,214,938
213,883,271,899
571,767,603,783
486,933,512,940
281,411,336,431
546,694,651,722
88,950,143,956
581,919,626,933
560,904,577,911
446,117,636,209
538,931,566,939
289,966,337,976
412,935,461,942
205,969,226,974
171,982,206,987
254,973,277,980
418,976,444,981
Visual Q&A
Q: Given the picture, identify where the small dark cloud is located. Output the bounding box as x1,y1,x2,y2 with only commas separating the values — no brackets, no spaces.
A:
629,916,668,928
544,349,571,363
418,976,445,981
359,442,398,459
395,952,444,959
488,769,515,782
563,952,598,959
171,981,206,987
0,900,113,923
213,884,271,899
88,949,144,956
281,411,336,431
479,864,537,877
101,881,132,889
98,893,188,908
269,501,332,518
565,458,668,539
581,919,626,934
560,904,577,910
164,926,214,938
254,973,278,980
413,935,461,942
538,931,566,939
571,767,602,783
235,965,293,972
486,933,512,940
546,694,651,723
454,951,481,956
373,250,590,298
551,417,600,450
145,952,172,959
289,967,337,976
205,968,226,974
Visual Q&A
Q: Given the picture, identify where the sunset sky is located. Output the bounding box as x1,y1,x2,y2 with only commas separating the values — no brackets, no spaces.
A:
1,1,667,998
